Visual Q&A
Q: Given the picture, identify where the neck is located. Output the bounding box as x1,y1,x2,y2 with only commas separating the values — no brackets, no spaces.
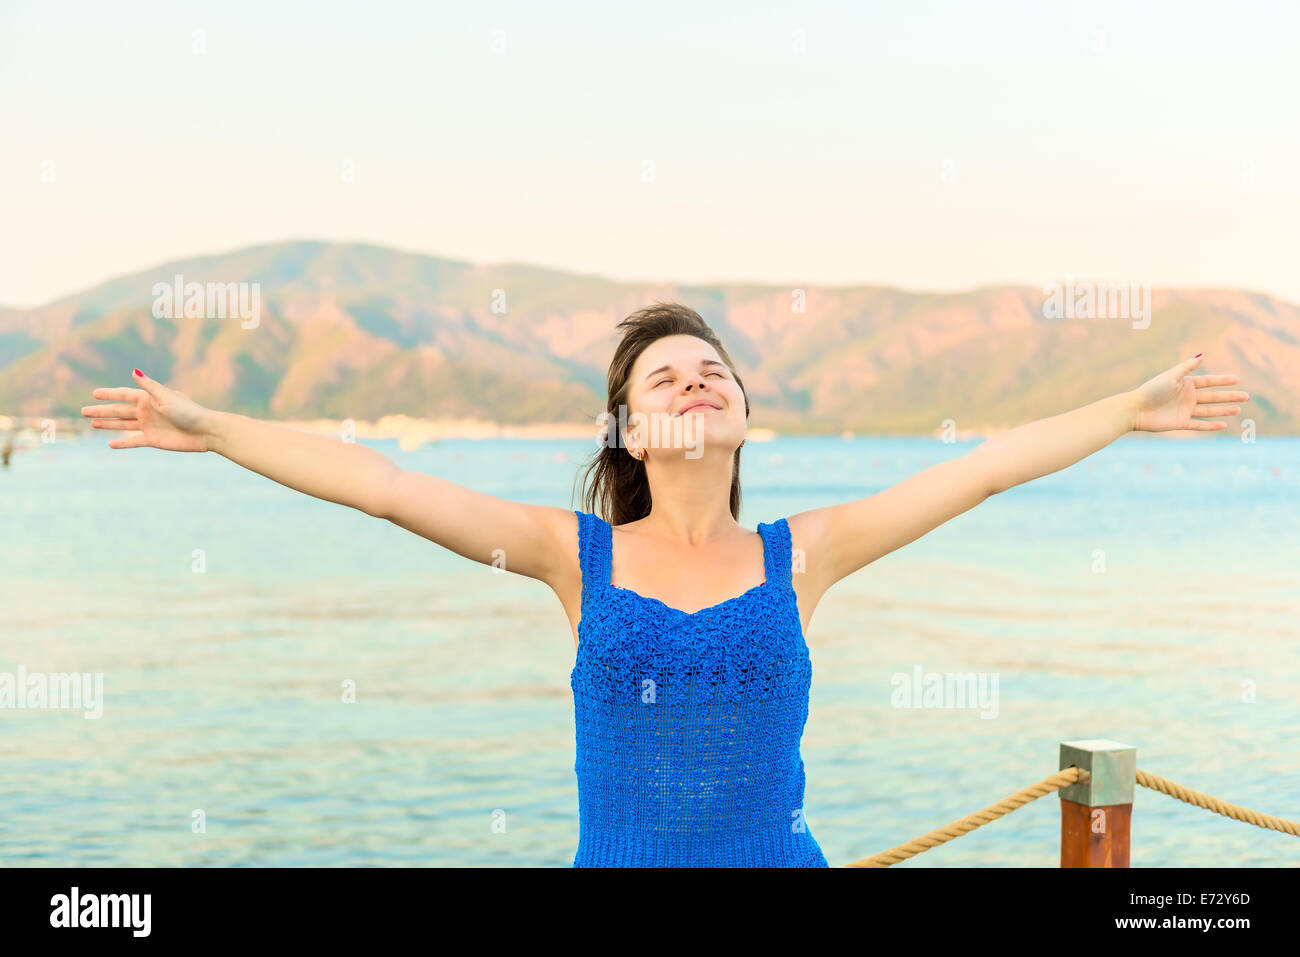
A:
637,456,740,544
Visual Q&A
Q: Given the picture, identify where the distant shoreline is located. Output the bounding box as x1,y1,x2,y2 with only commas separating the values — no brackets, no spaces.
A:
1,413,1226,444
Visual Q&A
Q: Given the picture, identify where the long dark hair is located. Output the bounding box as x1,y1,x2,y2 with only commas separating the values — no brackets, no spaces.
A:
574,301,750,526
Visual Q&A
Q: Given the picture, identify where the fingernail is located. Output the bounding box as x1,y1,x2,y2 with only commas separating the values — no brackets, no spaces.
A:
133,368,143,378
1194,353,1203,358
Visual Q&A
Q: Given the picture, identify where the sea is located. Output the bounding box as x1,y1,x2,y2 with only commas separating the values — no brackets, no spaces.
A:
2,433,1297,867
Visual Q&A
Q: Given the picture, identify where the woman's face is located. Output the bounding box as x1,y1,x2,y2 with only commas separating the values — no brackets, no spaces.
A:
621,334,745,458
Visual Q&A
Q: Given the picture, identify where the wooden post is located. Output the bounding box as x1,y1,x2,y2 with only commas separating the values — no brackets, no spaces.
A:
1058,738,1136,867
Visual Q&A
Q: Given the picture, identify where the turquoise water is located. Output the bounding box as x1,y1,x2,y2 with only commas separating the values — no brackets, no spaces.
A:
2,434,1297,866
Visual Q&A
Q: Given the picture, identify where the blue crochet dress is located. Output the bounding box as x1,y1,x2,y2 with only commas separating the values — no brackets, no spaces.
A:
570,509,828,867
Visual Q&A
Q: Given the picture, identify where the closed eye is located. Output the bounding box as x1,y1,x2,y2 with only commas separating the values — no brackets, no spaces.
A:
655,371,726,387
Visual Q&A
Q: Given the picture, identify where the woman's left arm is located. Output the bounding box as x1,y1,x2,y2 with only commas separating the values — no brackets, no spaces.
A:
791,354,1248,596
968,353,1248,495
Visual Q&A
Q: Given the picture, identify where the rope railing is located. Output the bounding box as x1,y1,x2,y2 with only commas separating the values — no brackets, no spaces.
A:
844,744,1300,867
844,767,1089,867
1135,768,1300,838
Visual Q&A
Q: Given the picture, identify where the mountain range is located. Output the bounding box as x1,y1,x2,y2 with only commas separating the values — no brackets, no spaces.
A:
1,240,1296,434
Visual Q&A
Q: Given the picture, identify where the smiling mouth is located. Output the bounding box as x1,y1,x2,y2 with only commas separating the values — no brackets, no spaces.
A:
679,402,718,415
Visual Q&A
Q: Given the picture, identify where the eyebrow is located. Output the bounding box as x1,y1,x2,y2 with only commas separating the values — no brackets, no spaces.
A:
643,359,726,382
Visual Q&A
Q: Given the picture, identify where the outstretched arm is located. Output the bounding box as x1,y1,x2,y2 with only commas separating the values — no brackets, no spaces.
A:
82,369,575,584
967,353,1246,495
791,354,1248,594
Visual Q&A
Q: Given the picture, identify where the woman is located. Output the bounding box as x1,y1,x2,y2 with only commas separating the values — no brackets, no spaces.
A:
81,301,1248,867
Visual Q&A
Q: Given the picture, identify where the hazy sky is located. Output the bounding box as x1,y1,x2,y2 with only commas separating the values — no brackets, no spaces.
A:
3,0,1298,308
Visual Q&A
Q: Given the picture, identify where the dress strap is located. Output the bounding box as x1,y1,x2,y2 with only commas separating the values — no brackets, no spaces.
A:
573,510,612,591
757,517,792,590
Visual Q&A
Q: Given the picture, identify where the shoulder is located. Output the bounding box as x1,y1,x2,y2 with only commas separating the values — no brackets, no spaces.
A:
786,508,832,553
784,508,836,591
755,515,790,543
525,507,582,589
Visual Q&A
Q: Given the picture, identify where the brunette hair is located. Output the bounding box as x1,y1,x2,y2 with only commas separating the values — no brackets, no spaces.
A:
574,301,750,525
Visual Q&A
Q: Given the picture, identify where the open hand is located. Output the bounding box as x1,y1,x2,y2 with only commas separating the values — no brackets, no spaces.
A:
1132,355,1249,433
80,369,213,451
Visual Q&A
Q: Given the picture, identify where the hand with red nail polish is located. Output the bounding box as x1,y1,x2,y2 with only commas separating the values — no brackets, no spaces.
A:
80,368,215,452
1131,353,1250,433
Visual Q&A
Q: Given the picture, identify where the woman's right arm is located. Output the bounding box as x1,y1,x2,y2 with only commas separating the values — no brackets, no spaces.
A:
84,370,578,586
205,409,396,517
